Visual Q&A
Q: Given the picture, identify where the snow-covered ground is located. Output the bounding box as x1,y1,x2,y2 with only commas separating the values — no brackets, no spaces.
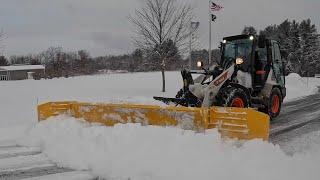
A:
1,71,320,179
285,73,319,101
0,72,181,142
17,116,320,180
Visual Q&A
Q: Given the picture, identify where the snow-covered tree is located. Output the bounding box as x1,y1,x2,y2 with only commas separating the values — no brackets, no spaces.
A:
298,19,320,76
260,25,278,40
286,20,301,73
259,19,320,76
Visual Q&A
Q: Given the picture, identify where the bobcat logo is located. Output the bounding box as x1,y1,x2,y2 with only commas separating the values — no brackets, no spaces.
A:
214,72,228,86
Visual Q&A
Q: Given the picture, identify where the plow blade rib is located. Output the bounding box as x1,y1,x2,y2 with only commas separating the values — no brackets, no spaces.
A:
38,102,269,140
38,102,207,131
209,107,269,140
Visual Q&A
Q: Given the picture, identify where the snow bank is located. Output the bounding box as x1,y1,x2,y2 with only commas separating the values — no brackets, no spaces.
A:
285,73,319,101
0,71,319,134
0,71,319,145
20,116,320,180
0,72,181,141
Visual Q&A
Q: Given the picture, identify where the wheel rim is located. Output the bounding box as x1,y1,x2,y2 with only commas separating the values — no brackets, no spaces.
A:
231,97,245,108
271,95,280,114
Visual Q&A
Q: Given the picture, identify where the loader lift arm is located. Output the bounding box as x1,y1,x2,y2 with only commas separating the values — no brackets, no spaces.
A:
153,66,223,107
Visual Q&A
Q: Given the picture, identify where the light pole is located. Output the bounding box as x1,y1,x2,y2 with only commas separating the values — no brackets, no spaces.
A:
189,24,192,69
208,0,212,66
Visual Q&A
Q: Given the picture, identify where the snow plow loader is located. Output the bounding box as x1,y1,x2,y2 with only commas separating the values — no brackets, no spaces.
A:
155,34,286,119
38,35,285,141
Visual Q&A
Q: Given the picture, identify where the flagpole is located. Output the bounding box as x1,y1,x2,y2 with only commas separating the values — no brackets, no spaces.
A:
208,0,212,66
189,22,192,69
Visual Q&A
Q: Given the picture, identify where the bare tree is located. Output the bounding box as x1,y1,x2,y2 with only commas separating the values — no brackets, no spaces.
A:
0,56,9,66
242,26,257,35
130,0,193,92
0,30,6,54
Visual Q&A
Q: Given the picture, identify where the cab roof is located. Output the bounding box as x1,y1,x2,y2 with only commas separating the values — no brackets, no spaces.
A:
223,34,253,41
223,34,274,42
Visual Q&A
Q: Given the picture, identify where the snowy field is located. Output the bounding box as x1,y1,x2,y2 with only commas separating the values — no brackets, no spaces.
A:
0,72,181,141
1,71,320,179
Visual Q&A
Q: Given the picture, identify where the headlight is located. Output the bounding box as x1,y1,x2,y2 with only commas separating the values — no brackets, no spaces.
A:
236,58,244,65
249,36,254,41
223,40,227,44
197,61,204,68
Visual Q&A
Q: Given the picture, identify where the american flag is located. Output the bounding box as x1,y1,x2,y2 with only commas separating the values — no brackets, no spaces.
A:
210,2,223,11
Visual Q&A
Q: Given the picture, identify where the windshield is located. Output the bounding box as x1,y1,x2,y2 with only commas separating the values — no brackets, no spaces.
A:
222,39,253,70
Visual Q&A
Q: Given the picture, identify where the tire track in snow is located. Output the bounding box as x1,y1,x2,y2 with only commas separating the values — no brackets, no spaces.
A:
0,146,42,159
0,143,97,180
270,92,320,141
0,165,73,180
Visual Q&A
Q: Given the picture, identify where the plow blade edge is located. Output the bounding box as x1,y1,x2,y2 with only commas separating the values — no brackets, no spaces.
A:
38,102,269,140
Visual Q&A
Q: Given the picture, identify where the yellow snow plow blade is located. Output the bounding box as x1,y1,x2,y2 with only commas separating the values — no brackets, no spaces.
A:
38,102,270,140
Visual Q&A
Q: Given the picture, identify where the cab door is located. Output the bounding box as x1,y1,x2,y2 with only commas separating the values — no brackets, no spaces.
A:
271,41,285,87
253,45,268,89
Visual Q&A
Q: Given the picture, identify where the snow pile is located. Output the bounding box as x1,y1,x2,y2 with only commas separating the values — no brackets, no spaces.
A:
97,69,129,74
20,116,320,180
0,71,319,142
285,73,319,101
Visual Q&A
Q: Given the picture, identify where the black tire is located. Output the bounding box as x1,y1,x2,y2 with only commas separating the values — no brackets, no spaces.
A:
216,86,250,108
265,88,282,120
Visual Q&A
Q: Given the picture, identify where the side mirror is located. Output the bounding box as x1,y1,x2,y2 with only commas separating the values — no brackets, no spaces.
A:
197,61,204,68
258,35,266,48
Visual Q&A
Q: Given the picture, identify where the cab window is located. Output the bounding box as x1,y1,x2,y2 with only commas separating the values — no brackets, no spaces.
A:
272,42,285,85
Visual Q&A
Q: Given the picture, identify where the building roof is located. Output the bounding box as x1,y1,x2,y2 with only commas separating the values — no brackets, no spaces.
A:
0,65,45,71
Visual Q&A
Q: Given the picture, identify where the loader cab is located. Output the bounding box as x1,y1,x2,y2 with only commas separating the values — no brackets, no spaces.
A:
220,35,285,91
252,38,286,90
220,35,254,72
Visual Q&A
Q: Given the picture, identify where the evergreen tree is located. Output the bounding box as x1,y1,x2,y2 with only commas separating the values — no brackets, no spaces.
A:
286,20,301,73
299,19,320,76
258,19,320,76
260,25,278,40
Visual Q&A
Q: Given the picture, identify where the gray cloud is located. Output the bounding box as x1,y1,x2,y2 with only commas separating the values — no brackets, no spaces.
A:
0,0,319,57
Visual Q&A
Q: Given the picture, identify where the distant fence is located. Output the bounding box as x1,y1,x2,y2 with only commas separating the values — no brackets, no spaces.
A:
0,75,8,81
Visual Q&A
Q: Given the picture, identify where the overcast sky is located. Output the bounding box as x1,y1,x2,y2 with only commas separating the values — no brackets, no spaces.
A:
0,0,319,57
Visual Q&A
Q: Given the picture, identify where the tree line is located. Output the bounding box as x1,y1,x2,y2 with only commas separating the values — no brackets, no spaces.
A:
0,44,185,78
242,19,320,76
1,19,318,78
